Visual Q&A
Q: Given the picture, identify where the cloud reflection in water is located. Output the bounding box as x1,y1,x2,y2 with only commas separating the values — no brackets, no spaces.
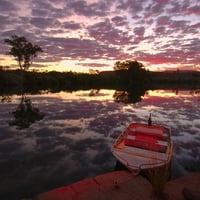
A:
0,89,199,200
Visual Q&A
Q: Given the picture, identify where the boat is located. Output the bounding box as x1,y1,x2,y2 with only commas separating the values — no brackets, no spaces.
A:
111,116,173,173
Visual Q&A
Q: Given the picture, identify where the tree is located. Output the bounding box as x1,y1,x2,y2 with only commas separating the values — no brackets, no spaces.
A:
9,95,44,129
4,35,43,70
113,60,147,85
114,60,145,71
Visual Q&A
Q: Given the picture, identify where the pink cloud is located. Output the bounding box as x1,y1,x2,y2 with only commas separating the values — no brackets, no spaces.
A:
0,0,199,72
76,63,110,67
186,5,200,15
134,27,145,36
111,16,128,26
88,19,133,45
156,16,171,26
153,0,170,4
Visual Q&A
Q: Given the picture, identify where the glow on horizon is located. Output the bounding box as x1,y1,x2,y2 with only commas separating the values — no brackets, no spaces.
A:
143,90,196,98
1,53,199,73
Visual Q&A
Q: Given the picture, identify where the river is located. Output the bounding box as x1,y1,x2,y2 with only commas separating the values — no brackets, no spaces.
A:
0,89,199,200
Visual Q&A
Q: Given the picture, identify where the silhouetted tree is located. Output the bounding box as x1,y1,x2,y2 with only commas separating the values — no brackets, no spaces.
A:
4,35,42,70
113,88,145,104
9,95,44,129
113,60,147,85
113,60,145,71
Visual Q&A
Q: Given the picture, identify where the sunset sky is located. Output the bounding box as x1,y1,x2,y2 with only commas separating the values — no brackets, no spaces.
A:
0,0,199,72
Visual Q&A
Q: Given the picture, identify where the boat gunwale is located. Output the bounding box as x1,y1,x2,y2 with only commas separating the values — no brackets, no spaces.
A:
113,123,172,151
111,122,173,171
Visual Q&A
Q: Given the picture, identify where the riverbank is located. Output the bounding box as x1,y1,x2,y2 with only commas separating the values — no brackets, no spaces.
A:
1,69,200,94
31,170,200,200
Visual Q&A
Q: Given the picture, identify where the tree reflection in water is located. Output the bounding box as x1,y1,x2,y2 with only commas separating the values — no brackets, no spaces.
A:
113,88,146,103
113,91,130,103
89,89,100,96
1,95,12,103
9,94,44,129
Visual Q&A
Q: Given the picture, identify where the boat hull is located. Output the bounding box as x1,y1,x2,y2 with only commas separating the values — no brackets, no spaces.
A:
111,123,173,172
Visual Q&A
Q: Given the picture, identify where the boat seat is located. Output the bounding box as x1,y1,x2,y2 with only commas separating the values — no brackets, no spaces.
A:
129,123,167,131
126,129,167,141
124,135,167,153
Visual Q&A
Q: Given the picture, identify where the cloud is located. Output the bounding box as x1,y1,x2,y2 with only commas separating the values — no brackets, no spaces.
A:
62,21,82,30
117,0,144,13
111,16,128,26
184,4,200,15
76,62,110,67
134,26,145,36
37,35,128,61
153,0,170,4
135,38,200,66
69,0,109,17
30,17,60,29
156,16,171,26
31,0,69,18
0,15,9,29
136,52,178,65
31,8,50,17
0,0,17,13
88,19,133,45
0,0,199,71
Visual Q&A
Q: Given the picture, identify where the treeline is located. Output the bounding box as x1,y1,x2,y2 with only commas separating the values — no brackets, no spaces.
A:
0,68,200,94
147,70,200,88
0,69,121,93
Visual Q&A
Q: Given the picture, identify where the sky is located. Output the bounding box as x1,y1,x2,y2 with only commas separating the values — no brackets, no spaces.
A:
0,0,200,72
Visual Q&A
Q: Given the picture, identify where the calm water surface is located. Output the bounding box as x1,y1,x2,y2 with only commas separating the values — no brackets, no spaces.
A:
0,89,199,200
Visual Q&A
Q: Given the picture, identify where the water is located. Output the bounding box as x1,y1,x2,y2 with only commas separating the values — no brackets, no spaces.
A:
0,89,199,200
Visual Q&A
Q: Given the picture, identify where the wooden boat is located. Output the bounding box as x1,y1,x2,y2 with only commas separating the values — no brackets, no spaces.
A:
111,118,173,173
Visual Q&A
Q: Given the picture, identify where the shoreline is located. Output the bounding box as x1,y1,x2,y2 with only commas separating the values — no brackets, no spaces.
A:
31,170,200,200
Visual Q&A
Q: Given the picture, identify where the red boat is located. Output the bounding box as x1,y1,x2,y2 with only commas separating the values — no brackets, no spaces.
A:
111,121,173,173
